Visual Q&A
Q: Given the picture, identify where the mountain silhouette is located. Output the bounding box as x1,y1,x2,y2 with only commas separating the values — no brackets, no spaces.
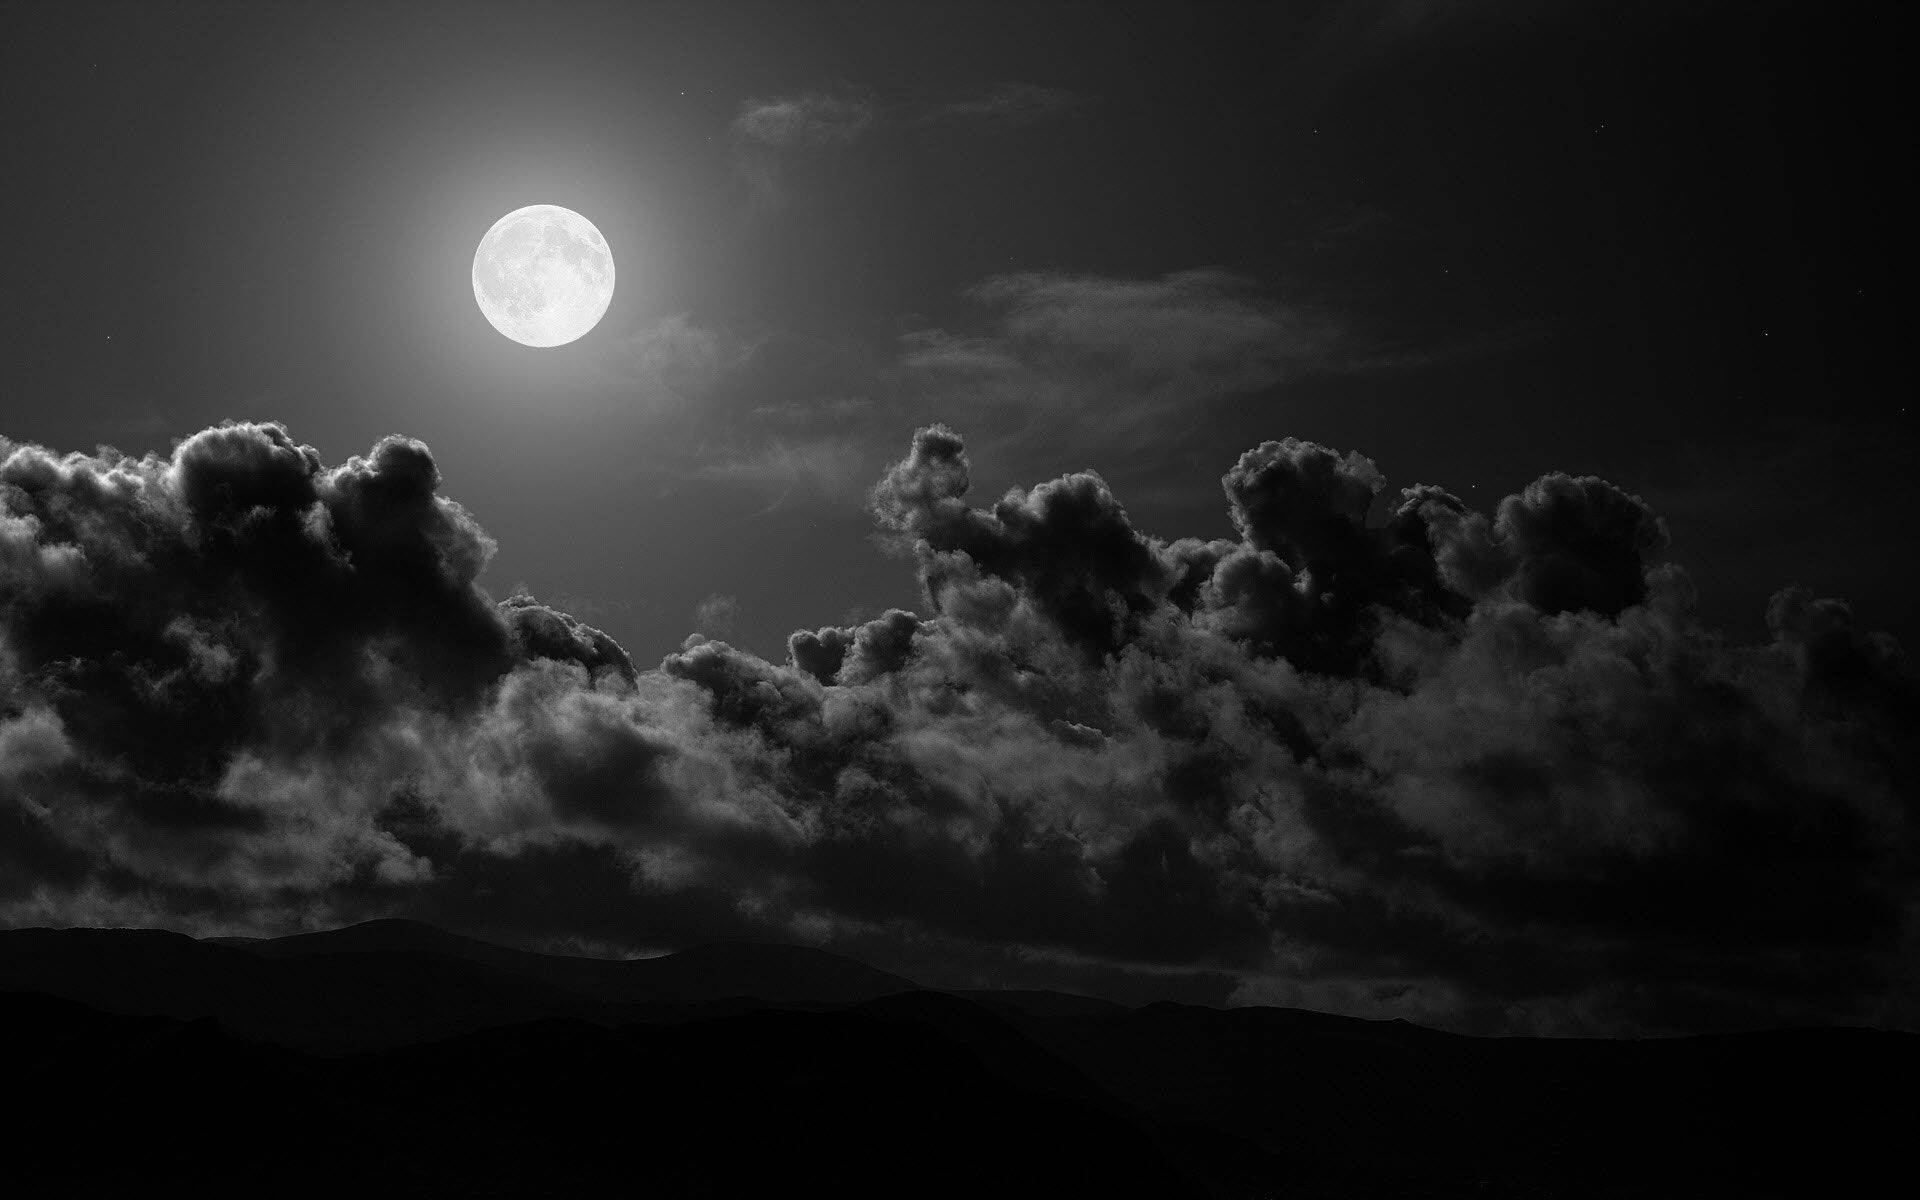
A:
3,921,1911,1197
224,917,919,1006
1,920,918,1050
0,925,595,1049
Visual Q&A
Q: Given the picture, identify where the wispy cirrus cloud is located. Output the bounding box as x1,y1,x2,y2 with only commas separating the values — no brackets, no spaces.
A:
695,435,872,507
890,269,1341,472
926,82,1094,125
610,271,1341,508
731,88,878,149
610,268,1519,513
608,316,878,506
690,592,741,640
729,86,878,213
728,81,1091,212
734,81,1092,146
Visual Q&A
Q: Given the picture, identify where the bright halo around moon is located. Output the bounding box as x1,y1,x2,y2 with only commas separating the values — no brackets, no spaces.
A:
471,204,615,348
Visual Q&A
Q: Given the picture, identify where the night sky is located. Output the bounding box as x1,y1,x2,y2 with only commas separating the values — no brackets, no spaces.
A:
1,0,1912,1034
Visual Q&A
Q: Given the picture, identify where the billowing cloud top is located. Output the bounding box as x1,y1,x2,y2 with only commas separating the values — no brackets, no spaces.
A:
2,420,1913,1033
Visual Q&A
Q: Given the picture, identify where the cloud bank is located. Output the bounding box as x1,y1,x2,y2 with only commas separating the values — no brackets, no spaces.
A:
2,420,1913,1033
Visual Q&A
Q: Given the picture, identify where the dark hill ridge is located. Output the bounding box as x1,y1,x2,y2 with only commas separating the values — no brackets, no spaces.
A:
0,925,597,1049
3,921,1912,1197
0,920,916,1049
221,916,919,1006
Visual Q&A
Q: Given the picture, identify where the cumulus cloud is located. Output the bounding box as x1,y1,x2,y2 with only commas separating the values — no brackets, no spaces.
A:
2,420,1913,1035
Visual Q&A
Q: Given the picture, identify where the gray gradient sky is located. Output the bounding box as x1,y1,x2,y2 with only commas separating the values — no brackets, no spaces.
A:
3,0,1906,664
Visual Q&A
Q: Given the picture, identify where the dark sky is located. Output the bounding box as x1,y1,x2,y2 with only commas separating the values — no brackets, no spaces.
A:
1,0,1912,1033
5,0,1907,657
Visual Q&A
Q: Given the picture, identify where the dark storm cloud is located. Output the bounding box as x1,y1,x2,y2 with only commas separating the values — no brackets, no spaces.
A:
0,422,674,913
788,609,920,687
502,595,635,678
2,420,1913,1034
871,424,1176,659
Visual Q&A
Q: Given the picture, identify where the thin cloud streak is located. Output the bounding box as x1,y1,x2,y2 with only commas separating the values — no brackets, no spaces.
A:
602,269,1548,512
925,82,1095,124
731,89,878,149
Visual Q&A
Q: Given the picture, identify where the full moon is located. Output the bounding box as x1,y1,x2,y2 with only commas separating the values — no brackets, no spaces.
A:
471,205,615,348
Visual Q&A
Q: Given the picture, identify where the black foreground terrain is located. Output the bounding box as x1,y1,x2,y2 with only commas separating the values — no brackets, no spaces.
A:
3,921,1909,1198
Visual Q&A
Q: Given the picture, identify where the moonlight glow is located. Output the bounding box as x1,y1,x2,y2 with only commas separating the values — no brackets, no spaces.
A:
471,204,615,348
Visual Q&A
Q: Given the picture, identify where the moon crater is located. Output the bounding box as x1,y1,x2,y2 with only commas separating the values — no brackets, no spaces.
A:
472,205,614,348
